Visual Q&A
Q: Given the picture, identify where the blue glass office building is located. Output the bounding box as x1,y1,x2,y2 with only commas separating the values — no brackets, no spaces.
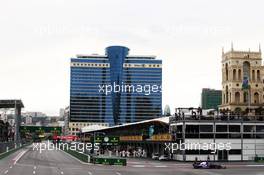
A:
70,46,162,125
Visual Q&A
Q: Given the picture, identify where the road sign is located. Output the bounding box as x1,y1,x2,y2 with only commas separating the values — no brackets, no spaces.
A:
94,157,126,166
20,126,62,134
94,136,119,145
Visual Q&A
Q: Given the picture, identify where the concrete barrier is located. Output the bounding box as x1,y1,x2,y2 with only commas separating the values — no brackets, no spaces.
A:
0,142,16,154
0,142,30,160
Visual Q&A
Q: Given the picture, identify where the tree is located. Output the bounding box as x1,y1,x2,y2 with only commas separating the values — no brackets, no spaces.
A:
234,107,242,115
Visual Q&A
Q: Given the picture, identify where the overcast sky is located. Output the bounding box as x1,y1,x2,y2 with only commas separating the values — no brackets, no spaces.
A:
0,0,263,115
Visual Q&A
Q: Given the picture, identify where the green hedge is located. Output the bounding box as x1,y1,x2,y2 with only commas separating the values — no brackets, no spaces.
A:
63,148,90,163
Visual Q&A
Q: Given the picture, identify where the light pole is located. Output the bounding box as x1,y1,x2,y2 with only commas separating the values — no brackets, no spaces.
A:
92,132,105,155
248,86,251,113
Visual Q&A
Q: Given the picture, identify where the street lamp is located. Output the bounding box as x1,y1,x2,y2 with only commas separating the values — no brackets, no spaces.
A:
92,131,105,155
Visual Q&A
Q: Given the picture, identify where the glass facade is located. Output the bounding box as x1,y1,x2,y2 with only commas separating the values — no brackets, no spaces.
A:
201,88,222,110
70,46,162,125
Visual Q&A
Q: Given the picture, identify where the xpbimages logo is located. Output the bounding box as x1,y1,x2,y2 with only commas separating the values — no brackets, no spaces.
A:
32,141,100,154
164,141,232,154
98,82,162,95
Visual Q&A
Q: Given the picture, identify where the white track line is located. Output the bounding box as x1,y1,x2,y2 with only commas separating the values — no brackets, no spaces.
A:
131,165,145,168
13,150,27,165
154,165,168,168
12,151,23,161
246,165,264,167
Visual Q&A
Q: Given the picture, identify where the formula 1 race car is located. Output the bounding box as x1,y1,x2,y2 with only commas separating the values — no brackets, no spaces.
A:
193,161,226,169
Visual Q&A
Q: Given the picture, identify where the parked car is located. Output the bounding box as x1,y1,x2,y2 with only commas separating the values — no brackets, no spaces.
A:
152,153,159,160
158,155,170,161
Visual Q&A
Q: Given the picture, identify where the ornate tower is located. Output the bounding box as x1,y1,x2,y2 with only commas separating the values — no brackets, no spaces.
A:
219,44,263,112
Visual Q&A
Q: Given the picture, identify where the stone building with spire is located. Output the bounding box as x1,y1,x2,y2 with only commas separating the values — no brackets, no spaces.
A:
219,44,263,112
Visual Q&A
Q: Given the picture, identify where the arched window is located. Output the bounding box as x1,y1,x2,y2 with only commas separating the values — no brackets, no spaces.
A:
238,69,242,80
225,86,229,103
244,91,248,103
225,63,228,81
252,70,255,81
257,70,260,81
243,61,250,81
235,92,240,104
233,69,237,80
254,92,259,104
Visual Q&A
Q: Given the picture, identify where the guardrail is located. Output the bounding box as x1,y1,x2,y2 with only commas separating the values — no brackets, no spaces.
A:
59,142,126,166
169,115,264,123
0,142,16,154
0,142,30,160
255,156,264,162
94,157,126,166
63,148,91,163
